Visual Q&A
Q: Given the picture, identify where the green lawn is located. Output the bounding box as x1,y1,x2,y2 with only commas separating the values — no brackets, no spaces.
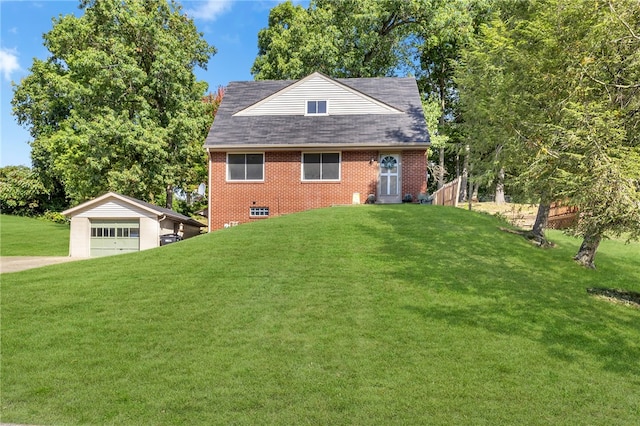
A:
0,214,69,256
2,205,639,425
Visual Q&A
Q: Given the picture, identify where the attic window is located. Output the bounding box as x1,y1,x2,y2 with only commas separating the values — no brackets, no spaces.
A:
306,100,327,115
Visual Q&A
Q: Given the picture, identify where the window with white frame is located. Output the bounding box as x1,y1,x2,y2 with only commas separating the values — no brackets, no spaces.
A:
90,224,139,238
306,100,327,115
250,207,270,217
302,152,340,181
227,153,264,181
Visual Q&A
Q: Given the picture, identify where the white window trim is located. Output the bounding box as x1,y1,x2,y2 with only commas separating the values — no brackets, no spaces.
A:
226,152,265,182
305,100,329,116
90,222,140,238
249,206,270,217
301,152,341,182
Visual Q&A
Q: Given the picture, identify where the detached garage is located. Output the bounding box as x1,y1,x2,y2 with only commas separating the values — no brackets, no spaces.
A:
63,192,205,257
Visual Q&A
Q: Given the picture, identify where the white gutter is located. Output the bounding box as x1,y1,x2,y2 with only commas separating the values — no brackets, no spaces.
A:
205,142,430,152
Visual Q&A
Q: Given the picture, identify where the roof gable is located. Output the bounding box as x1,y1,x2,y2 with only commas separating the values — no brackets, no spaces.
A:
62,192,161,217
233,72,402,117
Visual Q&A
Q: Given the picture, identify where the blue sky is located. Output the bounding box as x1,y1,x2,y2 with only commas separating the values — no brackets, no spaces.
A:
0,0,301,167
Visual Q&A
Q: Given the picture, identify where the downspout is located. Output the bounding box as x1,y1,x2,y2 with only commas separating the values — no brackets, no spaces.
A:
208,149,213,232
158,214,166,247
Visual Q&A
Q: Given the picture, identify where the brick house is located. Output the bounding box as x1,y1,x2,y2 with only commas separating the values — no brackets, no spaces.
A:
203,72,430,231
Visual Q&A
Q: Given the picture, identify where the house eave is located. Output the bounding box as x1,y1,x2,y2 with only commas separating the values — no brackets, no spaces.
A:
205,142,430,153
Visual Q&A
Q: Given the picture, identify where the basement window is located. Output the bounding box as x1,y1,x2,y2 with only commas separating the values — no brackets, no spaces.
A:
250,207,270,217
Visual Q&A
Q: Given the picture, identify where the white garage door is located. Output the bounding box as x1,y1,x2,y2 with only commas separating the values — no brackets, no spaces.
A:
90,220,140,257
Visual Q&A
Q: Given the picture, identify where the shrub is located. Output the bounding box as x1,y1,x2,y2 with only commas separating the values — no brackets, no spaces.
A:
41,211,68,224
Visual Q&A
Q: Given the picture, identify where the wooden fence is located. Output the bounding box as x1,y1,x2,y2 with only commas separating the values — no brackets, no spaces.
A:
429,183,578,228
547,201,579,229
432,177,462,207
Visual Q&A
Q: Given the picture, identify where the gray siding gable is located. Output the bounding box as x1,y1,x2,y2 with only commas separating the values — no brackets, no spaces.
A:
204,72,430,150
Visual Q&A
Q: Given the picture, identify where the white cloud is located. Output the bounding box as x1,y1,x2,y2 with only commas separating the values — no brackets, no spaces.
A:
184,0,234,21
0,48,20,81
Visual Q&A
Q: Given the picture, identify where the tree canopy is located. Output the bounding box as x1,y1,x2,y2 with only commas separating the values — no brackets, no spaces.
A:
251,0,431,80
0,166,51,215
12,0,216,207
456,0,640,266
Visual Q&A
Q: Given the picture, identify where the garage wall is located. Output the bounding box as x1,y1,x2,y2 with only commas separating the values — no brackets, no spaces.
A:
182,224,202,239
159,218,177,235
140,216,160,251
160,218,203,239
69,217,91,257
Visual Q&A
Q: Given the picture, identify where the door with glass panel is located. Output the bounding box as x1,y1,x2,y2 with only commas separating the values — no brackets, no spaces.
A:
378,154,402,203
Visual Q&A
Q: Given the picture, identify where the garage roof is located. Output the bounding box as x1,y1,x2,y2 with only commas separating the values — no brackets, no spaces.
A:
62,192,205,228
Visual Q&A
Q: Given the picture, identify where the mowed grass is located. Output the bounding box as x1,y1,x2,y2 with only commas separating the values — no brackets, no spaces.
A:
0,214,69,256
1,205,639,425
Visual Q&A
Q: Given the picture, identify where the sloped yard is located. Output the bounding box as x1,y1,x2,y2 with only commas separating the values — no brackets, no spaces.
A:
2,205,639,424
0,214,69,256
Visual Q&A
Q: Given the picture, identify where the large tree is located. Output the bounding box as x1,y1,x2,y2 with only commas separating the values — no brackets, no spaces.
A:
12,0,216,208
251,0,427,80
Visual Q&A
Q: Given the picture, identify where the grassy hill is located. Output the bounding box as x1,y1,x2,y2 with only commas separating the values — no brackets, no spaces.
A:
2,205,639,425
0,214,70,256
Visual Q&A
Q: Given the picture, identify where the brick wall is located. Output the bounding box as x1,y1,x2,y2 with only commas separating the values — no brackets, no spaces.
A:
208,150,427,230
401,150,429,199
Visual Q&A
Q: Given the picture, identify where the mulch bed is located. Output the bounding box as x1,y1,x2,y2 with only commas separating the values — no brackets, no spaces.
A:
587,288,640,309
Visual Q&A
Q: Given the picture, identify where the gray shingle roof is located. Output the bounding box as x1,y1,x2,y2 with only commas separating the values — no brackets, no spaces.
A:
118,194,205,228
63,192,206,228
204,73,430,150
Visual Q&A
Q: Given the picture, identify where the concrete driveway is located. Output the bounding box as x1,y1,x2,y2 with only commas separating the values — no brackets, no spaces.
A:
0,256,83,274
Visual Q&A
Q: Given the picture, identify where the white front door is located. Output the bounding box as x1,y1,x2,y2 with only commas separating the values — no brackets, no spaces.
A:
378,153,402,203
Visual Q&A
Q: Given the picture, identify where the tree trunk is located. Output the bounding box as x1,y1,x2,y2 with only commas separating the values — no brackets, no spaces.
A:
472,182,479,202
574,233,602,269
526,203,551,246
467,171,473,211
495,167,505,204
459,145,469,203
165,185,173,209
438,146,445,189
531,203,550,238
437,81,446,190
